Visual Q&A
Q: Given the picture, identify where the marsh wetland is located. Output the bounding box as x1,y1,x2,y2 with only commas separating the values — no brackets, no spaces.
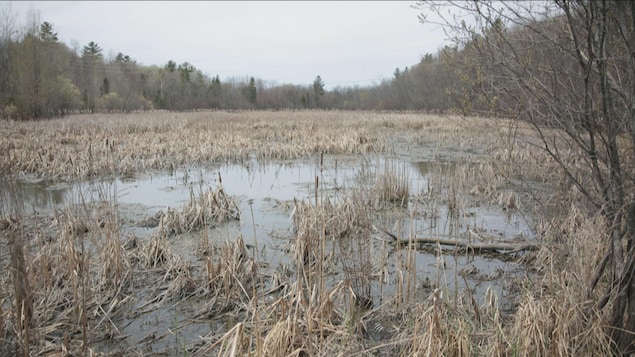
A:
0,111,609,355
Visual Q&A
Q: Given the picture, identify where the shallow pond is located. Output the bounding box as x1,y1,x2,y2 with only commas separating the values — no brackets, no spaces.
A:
7,154,534,353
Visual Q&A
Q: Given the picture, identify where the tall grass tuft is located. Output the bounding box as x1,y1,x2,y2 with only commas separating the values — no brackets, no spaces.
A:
198,235,257,321
1,176,32,356
509,206,614,356
157,184,240,236
375,159,410,207
8,223,32,356
93,184,130,291
143,230,173,268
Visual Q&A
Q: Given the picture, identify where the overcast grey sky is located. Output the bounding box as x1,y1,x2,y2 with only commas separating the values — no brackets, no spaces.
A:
4,1,447,89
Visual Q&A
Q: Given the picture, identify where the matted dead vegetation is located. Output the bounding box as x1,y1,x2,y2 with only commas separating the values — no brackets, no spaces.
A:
0,111,620,355
0,111,516,180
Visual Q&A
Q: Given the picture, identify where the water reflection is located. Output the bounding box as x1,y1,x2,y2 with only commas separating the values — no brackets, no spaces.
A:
6,179,69,211
415,160,457,176
7,156,536,353
5,157,530,241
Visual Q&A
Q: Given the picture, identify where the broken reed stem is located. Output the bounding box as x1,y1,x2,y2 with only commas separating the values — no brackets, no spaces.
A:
81,230,88,353
318,159,327,345
407,204,416,305
2,176,32,356
248,201,263,356
0,304,4,355
9,224,32,356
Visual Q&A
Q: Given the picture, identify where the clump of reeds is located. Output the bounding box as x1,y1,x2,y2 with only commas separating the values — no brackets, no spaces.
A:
498,191,520,212
185,184,240,226
292,185,376,309
490,135,561,185
7,221,33,355
510,280,612,356
503,182,614,355
393,289,471,355
388,285,513,356
434,163,469,232
262,317,296,356
447,185,460,220
53,206,90,236
160,257,197,302
292,198,327,268
374,159,410,207
0,176,34,355
292,196,372,265
259,280,358,356
142,229,174,268
203,236,256,304
155,185,240,236
97,224,128,290
467,162,499,197
90,185,133,292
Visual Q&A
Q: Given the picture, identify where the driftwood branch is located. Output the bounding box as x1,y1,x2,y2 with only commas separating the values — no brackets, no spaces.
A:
377,227,540,253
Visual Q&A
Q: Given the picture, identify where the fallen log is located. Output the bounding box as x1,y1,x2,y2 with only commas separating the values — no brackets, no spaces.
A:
377,227,540,253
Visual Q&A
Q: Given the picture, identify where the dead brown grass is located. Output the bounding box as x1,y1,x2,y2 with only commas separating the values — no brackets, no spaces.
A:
155,184,240,236
375,159,410,207
0,111,514,181
0,111,619,355
0,111,394,180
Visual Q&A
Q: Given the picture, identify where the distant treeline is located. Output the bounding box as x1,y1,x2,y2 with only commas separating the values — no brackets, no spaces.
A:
0,10,476,119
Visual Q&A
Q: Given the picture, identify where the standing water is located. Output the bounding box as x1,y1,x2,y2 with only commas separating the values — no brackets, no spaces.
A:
5,153,534,353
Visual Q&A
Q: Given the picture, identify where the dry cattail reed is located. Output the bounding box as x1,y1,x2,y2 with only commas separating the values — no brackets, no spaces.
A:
0,111,621,355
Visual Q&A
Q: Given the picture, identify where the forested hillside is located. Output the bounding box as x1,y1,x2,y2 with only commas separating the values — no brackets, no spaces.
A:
0,9,465,119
